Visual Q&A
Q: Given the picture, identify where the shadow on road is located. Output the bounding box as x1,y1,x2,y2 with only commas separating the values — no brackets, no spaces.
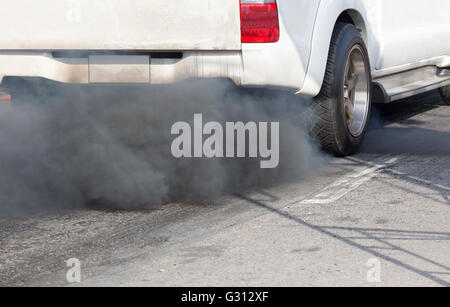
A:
362,127,450,156
362,90,450,155
357,90,450,206
237,193,450,286
369,90,446,127
237,92,450,285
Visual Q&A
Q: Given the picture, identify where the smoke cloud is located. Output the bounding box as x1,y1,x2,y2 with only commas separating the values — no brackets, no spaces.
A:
0,78,323,216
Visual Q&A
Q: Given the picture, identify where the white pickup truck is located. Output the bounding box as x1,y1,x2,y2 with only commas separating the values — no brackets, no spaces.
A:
0,0,449,156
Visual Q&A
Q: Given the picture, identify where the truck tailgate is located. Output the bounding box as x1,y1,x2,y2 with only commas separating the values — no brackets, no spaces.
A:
0,0,241,50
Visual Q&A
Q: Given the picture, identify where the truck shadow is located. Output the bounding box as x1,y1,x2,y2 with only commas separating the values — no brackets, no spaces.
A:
363,126,450,155
236,90,450,285
357,89,450,206
236,193,450,286
363,90,450,155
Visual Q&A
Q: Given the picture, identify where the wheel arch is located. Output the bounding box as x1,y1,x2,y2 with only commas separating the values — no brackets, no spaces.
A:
337,10,368,48
298,2,370,97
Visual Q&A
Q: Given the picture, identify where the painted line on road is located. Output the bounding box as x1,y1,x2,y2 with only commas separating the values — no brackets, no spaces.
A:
301,156,401,205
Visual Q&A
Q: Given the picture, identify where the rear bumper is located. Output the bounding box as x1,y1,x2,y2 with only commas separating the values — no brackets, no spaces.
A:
0,51,244,86
0,24,308,93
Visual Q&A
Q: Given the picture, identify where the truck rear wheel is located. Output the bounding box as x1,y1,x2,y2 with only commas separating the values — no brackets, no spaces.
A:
440,85,450,104
309,23,372,156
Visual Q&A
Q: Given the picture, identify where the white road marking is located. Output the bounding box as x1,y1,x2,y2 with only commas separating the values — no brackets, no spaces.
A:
301,156,400,205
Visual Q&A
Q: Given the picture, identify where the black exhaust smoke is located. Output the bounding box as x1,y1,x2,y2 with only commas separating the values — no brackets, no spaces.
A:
0,79,323,216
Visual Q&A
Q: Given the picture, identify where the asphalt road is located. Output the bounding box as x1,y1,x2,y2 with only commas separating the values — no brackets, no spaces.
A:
0,90,449,287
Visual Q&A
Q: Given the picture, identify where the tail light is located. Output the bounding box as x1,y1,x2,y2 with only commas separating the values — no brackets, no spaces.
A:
240,0,280,43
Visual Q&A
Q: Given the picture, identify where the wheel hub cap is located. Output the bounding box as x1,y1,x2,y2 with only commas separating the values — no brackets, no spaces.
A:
343,45,369,137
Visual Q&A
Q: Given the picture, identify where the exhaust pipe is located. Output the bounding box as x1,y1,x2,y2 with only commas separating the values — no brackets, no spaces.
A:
0,90,12,110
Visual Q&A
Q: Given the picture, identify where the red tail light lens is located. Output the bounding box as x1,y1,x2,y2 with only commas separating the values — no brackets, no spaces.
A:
240,0,280,43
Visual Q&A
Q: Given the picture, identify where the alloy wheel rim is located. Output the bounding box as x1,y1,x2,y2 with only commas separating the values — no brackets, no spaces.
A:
343,44,370,137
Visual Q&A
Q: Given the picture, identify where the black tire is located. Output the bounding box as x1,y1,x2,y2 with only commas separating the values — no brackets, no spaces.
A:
309,23,372,157
440,85,450,104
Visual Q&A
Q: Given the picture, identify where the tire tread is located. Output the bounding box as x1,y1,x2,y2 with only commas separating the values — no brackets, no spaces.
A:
309,22,367,156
